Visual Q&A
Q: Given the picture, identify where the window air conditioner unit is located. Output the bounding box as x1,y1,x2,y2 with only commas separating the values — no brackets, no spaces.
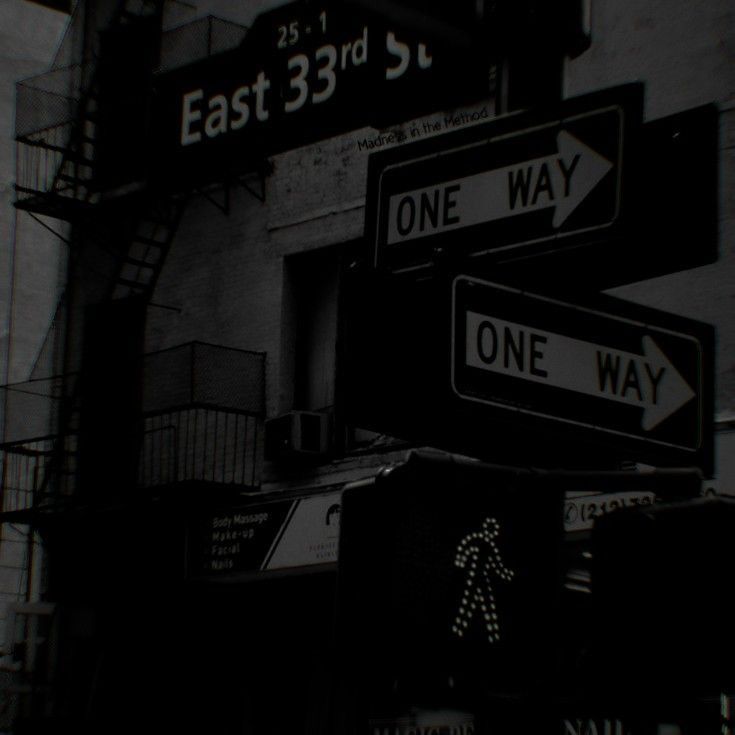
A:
265,410,331,460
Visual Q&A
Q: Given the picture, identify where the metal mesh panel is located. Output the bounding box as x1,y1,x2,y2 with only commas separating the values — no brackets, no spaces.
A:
2,344,264,442
0,670,21,732
209,16,249,55
0,344,264,500
14,64,92,139
192,343,265,416
156,15,248,73
0,375,77,506
141,343,265,417
0,439,56,512
0,378,66,446
141,344,193,415
162,0,198,33
50,0,85,70
30,294,67,381
51,0,143,69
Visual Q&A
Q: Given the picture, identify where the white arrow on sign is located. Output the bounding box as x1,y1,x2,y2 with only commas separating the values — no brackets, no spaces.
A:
386,131,613,245
465,311,695,431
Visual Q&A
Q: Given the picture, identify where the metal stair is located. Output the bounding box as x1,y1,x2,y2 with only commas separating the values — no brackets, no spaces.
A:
110,195,188,300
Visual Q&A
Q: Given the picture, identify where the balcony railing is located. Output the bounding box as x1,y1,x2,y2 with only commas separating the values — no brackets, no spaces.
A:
0,343,266,516
139,342,265,488
0,376,71,514
14,64,93,210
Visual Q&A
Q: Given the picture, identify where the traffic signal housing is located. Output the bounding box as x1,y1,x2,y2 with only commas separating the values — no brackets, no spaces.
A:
336,450,565,706
591,496,735,699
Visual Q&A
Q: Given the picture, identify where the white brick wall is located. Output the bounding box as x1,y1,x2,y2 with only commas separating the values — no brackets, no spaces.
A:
566,2,735,417
0,526,28,655
0,0,67,663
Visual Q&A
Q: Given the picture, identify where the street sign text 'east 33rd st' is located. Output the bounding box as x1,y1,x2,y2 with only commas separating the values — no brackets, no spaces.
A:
151,0,489,189
452,276,713,465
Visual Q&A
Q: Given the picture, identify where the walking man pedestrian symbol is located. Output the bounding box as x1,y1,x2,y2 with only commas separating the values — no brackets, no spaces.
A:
452,517,514,643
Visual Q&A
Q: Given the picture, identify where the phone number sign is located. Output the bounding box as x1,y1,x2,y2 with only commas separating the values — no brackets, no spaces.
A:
151,0,489,188
564,490,655,533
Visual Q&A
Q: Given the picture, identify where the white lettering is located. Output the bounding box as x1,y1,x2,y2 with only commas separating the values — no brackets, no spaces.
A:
340,41,352,71
181,89,203,146
252,71,271,121
352,25,368,65
230,85,250,130
312,45,337,104
418,42,432,69
385,31,409,80
205,94,228,138
285,54,309,113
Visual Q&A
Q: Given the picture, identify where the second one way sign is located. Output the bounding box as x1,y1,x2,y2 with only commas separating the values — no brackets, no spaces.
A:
452,276,712,457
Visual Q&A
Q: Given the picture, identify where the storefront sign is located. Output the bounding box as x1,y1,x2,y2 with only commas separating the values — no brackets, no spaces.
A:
561,718,629,735
370,713,474,735
188,490,342,577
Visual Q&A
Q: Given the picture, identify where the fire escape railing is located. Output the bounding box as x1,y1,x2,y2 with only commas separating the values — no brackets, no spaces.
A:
0,376,72,514
14,10,248,215
14,63,95,215
14,0,164,215
139,342,266,489
0,343,266,516
6,2,260,517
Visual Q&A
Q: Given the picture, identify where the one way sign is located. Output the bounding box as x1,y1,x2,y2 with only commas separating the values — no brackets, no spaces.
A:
453,276,713,458
368,84,642,274
464,314,694,431
386,130,613,245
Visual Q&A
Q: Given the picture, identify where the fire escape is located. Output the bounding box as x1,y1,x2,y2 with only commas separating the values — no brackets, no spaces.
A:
1,1,267,723
1,1,265,552
1,0,268,520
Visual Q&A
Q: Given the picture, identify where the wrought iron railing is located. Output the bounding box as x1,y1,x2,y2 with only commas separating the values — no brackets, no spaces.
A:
139,342,266,488
14,4,247,210
139,408,261,488
13,0,163,211
14,63,92,206
0,343,266,515
0,376,73,513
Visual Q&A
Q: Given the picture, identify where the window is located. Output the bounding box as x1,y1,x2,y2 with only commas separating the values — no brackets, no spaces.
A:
282,247,340,414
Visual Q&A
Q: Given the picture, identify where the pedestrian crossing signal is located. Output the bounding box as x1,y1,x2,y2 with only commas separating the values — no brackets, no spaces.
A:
452,516,515,643
335,450,564,700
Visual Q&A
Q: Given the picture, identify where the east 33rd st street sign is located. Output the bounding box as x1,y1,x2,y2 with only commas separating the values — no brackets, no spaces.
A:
452,275,711,456
152,0,489,189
